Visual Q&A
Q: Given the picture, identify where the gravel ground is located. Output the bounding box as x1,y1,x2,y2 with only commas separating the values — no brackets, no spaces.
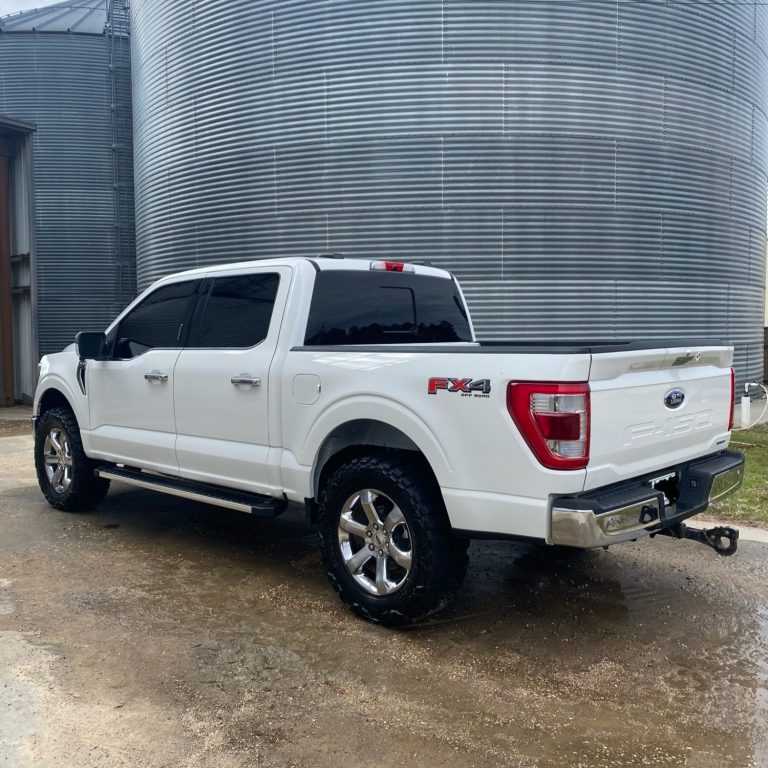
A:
1,430,767,767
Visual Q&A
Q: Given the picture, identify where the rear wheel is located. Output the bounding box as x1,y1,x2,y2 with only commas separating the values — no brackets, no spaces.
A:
34,407,109,511
318,453,468,626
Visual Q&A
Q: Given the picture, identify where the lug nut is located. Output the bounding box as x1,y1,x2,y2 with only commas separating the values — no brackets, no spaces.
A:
373,524,379,530
378,549,383,556
366,531,372,538
368,544,374,551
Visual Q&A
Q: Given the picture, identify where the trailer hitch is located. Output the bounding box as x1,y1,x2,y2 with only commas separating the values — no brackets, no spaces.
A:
658,523,739,556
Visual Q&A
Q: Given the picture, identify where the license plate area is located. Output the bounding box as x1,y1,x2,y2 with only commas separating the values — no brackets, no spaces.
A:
646,471,680,509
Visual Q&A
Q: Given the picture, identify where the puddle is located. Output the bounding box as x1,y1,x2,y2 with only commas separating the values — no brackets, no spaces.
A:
752,606,768,765
3,482,768,767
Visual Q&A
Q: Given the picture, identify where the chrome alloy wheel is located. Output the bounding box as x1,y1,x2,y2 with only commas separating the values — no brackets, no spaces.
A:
337,488,413,596
42,428,73,494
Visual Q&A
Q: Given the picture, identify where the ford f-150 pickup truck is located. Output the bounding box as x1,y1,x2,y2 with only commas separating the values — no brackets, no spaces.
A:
33,256,745,624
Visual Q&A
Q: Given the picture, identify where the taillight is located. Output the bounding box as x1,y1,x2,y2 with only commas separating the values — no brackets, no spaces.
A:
728,367,735,430
507,382,590,470
369,260,415,272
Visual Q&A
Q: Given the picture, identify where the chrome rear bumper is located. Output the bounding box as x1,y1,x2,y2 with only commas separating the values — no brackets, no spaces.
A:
550,450,744,549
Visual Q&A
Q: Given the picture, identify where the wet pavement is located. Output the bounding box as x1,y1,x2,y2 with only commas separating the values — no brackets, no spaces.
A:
1,426,767,767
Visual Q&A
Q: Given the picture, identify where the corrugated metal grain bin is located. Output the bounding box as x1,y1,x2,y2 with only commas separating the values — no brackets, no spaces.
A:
131,1,767,383
0,0,135,363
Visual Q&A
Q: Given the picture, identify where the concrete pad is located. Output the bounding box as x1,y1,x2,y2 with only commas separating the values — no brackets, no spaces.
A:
687,517,768,544
0,405,33,422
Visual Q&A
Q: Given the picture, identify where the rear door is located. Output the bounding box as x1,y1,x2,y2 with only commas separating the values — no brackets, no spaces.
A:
173,266,291,495
585,345,733,490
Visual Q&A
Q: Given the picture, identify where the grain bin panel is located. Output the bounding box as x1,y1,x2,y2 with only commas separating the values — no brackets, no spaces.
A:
132,0,767,383
0,0,135,356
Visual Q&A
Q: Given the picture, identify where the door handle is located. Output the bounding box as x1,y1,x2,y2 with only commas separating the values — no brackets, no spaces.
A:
144,370,169,383
231,374,262,387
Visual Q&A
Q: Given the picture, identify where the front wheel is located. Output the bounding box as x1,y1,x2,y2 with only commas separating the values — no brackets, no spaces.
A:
34,407,110,511
318,453,468,626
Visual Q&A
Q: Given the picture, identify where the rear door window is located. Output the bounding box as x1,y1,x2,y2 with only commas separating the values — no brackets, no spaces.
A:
304,270,472,345
188,272,280,348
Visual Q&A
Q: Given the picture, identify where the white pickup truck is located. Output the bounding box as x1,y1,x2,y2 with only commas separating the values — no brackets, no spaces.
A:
33,256,744,624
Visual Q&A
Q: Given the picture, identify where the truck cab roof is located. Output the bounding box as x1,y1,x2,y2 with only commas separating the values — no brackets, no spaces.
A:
156,256,452,285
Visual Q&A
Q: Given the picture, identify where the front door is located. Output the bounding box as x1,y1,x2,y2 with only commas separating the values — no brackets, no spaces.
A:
173,266,290,496
85,279,200,473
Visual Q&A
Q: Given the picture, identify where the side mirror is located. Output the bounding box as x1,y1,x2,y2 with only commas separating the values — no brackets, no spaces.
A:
75,331,106,360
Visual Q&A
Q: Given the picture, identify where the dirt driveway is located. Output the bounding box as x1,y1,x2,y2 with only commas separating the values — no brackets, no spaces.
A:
1,428,767,767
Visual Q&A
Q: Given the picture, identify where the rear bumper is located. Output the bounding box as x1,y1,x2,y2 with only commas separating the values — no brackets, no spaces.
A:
549,450,744,548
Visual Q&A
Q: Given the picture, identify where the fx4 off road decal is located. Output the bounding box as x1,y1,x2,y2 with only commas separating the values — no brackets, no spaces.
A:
427,378,491,398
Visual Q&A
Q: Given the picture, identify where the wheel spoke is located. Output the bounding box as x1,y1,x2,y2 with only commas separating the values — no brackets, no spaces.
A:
345,545,373,575
52,467,64,487
44,454,59,466
375,556,389,595
336,487,413,597
384,505,406,535
359,490,382,527
389,544,412,570
339,514,368,540
49,431,62,453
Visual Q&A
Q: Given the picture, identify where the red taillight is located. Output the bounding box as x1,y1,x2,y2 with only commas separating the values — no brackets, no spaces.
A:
507,382,590,470
728,367,735,430
369,260,414,273
535,411,582,441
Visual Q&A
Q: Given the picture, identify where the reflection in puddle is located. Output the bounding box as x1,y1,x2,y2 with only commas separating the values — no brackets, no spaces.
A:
753,606,768,765
25,486,768,767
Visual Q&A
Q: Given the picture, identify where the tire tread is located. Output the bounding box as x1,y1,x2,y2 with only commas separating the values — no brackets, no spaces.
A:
34,406,110,512
318,452,468,626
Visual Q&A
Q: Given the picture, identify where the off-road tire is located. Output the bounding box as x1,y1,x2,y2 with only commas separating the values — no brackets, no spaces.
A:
34,406,110,511
318,452,469,626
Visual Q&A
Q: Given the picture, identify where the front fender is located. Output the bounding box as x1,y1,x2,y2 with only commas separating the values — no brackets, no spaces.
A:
34,372,89,430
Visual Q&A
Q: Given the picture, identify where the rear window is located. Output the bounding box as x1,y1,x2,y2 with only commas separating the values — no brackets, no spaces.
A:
304,270,472,346
188,273,280,348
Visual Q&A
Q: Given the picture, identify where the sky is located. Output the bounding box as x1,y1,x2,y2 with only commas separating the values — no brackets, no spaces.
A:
0,0,60,15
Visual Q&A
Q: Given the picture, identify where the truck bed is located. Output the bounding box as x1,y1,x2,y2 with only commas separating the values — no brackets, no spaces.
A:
292,338,726,354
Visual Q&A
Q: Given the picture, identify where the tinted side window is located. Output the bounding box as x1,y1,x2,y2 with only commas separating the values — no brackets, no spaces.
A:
116,280,199,359
189,273,280,348
304,271,472,345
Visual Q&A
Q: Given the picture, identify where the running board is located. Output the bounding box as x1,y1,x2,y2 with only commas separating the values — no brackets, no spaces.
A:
95,466,287,518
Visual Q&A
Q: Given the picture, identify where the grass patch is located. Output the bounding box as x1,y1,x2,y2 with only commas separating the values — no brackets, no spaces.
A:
709,424,768,525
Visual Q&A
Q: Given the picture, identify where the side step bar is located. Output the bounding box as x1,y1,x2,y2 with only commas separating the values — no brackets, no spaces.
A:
96,466,287,518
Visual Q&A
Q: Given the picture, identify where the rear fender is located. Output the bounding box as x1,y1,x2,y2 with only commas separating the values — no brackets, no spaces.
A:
303,396,454,492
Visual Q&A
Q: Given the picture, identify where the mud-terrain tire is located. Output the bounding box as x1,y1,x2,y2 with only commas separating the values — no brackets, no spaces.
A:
34,406,110,511
318,452,469,626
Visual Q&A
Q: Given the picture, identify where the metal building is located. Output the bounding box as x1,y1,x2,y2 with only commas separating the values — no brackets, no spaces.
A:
0,0,134,404
131,1,767,382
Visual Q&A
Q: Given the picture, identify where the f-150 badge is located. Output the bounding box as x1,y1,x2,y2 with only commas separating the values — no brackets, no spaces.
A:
428,378,491,396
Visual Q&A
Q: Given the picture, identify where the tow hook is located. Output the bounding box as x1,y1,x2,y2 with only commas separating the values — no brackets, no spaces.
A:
658,523,739,556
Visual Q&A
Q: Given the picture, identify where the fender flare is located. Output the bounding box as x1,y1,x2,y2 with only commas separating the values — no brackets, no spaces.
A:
301,395,455,491
35,376,87,429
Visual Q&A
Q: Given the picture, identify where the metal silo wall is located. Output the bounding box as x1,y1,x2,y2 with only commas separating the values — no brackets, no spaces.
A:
132,1,767,383
0,31,136,356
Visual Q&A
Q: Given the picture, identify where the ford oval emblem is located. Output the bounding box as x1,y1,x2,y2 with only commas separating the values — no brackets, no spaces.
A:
664,389,685,409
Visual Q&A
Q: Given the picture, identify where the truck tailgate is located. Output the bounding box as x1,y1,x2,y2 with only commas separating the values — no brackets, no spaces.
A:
585,345,733,490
